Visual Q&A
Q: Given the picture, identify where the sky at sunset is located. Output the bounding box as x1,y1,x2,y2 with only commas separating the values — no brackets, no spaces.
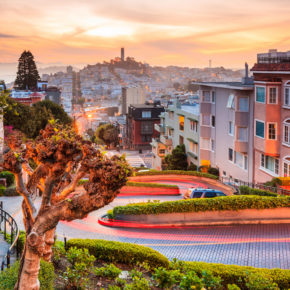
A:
1,0,290,76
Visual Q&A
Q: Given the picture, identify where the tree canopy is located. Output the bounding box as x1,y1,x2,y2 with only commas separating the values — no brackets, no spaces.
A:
1,123,132,289
164,144,188,170
95,123,119,148
3,96,72,138
14,50,40,90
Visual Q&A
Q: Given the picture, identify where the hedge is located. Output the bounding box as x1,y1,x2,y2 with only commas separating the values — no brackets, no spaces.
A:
239,186,278,197
126,182,178,189
66,238,169,268
0,260,55,290
0,171,15,187
183,261,290,290
109,195,290,217
135,170,219,180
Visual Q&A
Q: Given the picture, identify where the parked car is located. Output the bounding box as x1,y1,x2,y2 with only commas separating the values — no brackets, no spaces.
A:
184,188,226,199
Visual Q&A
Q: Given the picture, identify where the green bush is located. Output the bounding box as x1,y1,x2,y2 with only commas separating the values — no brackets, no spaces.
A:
67,239,169,269
208,167,220,177
0,185,6,195
126,182,178,189
135,170,219,180
0,260,55,290
94,264,122,279
0,171,15,187
110,195,290,217
239,186,278,197
3,186,18,196
181,261,290,289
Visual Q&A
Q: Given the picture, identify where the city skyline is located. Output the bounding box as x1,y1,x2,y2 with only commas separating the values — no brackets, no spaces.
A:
1,0,290,70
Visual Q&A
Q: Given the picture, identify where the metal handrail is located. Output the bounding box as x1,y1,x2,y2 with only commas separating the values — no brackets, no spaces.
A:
0,201,20,270
220,176,290,196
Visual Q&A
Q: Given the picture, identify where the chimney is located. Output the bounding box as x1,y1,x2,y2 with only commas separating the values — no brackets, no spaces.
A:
245,62,249,78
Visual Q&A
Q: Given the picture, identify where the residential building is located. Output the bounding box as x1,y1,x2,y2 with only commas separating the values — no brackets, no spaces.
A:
251,49,290,181
196,67,254,182
151,101,200,170
126,104,164,150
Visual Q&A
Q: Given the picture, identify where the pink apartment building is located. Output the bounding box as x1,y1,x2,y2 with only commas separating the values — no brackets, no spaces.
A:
251,49,290,182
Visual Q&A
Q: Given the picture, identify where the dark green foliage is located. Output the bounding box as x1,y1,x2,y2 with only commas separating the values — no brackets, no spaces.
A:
14,50,40,90
0,185,5,195
3,186,18,196
135,169,219,180
264,177,282,188
0,171,15,187
152,267,182,288
110,195,290,217
4,98,71,138
187,163,197,171
95,123,119,147
181,261,290,289
94,264,122,279
0,260,55,290
164,144,188,170
239,186,278,197
66,239,169,268
208,167,220,177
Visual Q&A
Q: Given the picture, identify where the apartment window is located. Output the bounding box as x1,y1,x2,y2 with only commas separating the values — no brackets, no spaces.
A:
179,135,184,145
223,171,226,176
229,121,234,136
169,111,174,119
228,148,233,161
255,120,265,138
141,135,152,142
269,87,277,104
261,154,279,175
268,123,277,140
283,119,290,145
211,139,215,152
202,114,211,126
141,121,153,134
234,151,243,168
189,141,198,154
285,87,290,106
159,149,165,155
283,159,290,176
244,155,248,170
203,91,211,102
256,87,266,103
211,115,215,127
142,111,151,118
179,115,184,131
226,94,235,109
168,128,174,137
201,138,210,150
238,127,248,141
238,97,249,112
190,120,198,132
211,91,216,103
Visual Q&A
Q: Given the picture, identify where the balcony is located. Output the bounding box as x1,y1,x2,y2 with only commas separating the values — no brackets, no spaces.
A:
200,102,212,114
235,111,249,127
200,126,211,138
235,141,248,153
160,135,172,146
154,123,165,133
200,149,211,161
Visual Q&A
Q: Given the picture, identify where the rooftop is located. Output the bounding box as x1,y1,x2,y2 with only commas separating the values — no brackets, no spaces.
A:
193,81,253,90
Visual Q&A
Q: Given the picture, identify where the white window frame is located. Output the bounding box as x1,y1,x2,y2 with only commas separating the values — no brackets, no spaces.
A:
284,82,290,108
211,139,215,152
267,122,277,140
228,121,234,136
255,86,266,104
268,87,278,104
237,127,248,142
202,91,211,103
226,94,235,109
260,154,279,176
283,119,290,147
283,157,290,177
200,137,211,150
201,113,211,127
211,91,216,104
255,119,265,139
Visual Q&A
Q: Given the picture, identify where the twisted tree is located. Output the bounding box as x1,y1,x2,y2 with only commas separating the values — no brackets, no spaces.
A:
1,122,132,290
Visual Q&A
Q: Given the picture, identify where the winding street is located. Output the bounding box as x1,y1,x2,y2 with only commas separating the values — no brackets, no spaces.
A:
1,176,290,269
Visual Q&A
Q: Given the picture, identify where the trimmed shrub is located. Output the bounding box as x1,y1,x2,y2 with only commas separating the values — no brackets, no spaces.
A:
182,261,290,290
239,186,278,197
110,195,290,217
0,260,55,290
126,182,178,189
4,186,18,196
135,170,218,180
67,239,169,268
0,171,15,187
0,185,6,196
207,167,220,177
